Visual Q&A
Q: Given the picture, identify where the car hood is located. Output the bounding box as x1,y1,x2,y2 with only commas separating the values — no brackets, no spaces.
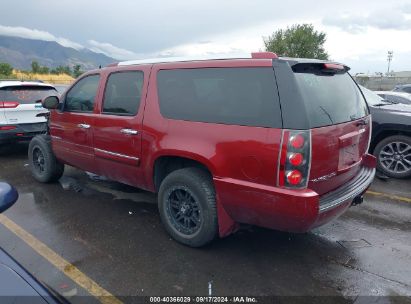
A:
0,263,48,302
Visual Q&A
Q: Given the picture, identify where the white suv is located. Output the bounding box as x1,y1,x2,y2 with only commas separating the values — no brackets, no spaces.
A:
0,81,57,150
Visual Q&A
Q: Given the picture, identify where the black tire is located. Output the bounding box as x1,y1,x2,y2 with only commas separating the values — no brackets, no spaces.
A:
373,135,411,179
158,168,218,247
28,135,64,183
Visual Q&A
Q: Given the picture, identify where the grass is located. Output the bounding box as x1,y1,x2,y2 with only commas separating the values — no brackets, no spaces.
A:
9,70,75,85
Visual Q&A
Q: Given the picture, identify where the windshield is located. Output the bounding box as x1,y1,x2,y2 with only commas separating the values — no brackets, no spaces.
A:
358,85,387,106
0,86,57,104
294,72,368,127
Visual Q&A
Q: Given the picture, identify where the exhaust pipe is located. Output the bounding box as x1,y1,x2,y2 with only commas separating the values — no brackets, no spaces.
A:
351,195,364,206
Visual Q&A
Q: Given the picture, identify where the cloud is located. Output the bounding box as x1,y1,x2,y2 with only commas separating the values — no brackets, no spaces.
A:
400,3,411,13
87,40,138,60
0,24,84,49
323,9,411,33
0,24,139,60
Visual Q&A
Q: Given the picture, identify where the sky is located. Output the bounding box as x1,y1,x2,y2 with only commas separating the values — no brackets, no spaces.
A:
1,0,411,74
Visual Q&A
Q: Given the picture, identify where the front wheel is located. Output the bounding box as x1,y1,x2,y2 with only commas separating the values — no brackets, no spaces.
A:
29,135,64,183
158,168,218,247
373,135,411,179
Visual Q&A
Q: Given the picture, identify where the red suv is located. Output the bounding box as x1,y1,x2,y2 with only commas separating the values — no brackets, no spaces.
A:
29,52,376,247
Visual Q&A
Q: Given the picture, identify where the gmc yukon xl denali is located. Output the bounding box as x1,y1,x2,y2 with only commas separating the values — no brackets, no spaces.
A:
29,52,376,247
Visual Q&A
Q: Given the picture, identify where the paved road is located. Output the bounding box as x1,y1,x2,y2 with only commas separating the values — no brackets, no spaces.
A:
0,143,410,303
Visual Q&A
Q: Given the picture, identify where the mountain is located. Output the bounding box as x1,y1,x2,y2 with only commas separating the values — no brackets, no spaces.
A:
0,35,115,70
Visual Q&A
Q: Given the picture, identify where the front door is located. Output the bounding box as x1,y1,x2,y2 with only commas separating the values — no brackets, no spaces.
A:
92,69,148,188
50,74,101,172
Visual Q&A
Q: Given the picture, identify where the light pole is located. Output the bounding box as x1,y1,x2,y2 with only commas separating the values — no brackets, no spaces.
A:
387,51,393,76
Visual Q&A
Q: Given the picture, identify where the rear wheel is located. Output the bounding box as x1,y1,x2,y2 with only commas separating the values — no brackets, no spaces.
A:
374,135,411,179
158,168,218,247
29,135,64,183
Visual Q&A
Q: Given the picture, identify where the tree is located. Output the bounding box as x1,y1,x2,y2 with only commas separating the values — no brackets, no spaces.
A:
72,65,83,78
0,62,13,76
39,66,50,74
264,24,329,60
51,65,72,75
31,60,40,73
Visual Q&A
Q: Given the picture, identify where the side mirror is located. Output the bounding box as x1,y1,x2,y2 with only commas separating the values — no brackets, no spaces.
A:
0,183,18,213
42,96,60,110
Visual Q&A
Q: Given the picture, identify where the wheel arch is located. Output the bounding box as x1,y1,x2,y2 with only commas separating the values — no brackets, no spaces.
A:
152,153,216,193
370,129,411,153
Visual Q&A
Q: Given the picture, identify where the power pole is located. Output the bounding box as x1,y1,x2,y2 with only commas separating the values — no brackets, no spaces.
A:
387,51,393,76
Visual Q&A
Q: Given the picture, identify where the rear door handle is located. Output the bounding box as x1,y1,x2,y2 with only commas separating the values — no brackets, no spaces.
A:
77,124,90,129
120,129,139,135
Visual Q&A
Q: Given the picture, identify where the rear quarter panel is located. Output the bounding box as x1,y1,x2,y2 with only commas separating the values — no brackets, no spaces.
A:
141,60,282,191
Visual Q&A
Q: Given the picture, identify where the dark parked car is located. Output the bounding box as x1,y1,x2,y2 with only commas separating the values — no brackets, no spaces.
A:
360,86,411,179
375,91,411,105
31,52,376,247
0,182,65,303
393,84,411,94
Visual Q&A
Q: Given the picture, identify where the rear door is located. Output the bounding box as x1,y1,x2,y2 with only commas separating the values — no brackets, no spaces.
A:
291,64,370,195
92,68,149,187
50,74,100,172
0,85,56,125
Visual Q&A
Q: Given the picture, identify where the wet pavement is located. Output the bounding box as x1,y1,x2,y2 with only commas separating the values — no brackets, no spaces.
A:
0,143,410,303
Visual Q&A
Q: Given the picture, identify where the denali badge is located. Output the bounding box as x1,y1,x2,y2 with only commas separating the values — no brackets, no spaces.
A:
310,172,337,182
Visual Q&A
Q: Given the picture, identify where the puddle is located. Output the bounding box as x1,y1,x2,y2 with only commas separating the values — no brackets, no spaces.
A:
58,176,98,196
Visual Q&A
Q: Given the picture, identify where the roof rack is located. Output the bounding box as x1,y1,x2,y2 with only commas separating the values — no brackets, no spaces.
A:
115,52,278,67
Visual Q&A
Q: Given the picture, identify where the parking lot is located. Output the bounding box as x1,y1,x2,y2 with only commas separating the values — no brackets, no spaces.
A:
0,143,410,303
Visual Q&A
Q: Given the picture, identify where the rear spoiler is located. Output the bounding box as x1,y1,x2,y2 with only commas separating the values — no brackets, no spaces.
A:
292,62,350,75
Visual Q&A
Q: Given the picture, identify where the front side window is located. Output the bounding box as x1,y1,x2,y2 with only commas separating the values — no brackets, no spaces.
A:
102,71,144,115
157,67,282,128
65,75,100,112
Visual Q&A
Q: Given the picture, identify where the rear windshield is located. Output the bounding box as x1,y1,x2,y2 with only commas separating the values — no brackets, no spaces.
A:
0,86,57,104
294,72,368,128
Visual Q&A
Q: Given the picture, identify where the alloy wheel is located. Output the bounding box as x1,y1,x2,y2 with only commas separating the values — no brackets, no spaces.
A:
166,187,202,236
379,141,411,174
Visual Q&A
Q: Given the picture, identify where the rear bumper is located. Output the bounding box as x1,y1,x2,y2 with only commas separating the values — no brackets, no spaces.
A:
0,123,46,144
214,154,376,236
319,166,375,213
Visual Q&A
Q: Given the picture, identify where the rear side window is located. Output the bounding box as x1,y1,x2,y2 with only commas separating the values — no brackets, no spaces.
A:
402,87,411,94
103,71,144,116
157,67,282,128
294,69,368,128
65,75,100,112
0,86,57,103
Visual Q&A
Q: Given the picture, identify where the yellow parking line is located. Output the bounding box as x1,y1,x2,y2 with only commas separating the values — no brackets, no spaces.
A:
366,191,411,204
0,215,123,304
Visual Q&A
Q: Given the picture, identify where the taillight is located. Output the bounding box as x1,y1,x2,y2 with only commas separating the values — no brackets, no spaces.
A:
0,101,20,108
288,153,303,167
0,126,16,131
289,134,305,149
278,130,311,188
